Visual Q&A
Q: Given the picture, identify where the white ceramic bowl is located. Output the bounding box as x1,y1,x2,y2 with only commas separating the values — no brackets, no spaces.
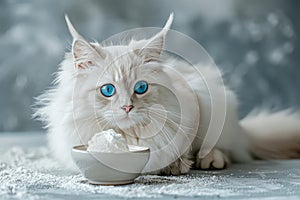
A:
71,145,150,185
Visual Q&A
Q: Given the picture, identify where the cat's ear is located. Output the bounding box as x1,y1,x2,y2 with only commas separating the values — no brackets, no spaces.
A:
72,40,106,69
65,15,106,69
136,13,173,62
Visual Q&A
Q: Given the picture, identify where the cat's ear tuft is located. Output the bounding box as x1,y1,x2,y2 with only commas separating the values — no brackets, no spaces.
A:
66,13,174,69
65,15,106,69
72,39,106,70
136,13,174,62
65,15,85,41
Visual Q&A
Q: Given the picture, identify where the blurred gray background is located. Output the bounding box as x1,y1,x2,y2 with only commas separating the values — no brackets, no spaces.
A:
0,0,299,132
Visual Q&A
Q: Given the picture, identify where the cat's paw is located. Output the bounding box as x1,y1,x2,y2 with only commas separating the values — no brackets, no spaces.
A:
195,148,230,170
159,156,193,176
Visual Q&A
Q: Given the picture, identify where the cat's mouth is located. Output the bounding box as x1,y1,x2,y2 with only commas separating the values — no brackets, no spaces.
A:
112,112,146,129
115,117,135,129
110,110,147,129
112,114,135,128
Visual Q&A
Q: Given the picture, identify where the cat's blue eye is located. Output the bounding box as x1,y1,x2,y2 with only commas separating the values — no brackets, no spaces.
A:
100,84,115,97
134,81,148,95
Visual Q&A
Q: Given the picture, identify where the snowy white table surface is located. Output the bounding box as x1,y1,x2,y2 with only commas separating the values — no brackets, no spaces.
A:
1,132,300,200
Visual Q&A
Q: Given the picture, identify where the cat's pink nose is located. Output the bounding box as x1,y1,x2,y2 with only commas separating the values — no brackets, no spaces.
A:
121,105,134,113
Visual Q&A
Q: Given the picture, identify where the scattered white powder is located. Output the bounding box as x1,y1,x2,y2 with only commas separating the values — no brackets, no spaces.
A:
87,129,129,153
0,146,299,199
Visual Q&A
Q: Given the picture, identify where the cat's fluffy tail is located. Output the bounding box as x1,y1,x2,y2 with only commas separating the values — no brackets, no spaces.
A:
240,110,300,159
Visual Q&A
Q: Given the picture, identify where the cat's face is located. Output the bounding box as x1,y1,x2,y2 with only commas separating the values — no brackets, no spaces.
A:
67,15,174,134
91,45,166,130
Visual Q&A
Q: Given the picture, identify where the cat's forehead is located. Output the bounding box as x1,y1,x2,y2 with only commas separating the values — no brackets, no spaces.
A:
102,45,131,55
99,45,141,82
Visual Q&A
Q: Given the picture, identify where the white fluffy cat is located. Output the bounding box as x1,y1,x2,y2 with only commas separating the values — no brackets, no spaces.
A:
35,14,300,175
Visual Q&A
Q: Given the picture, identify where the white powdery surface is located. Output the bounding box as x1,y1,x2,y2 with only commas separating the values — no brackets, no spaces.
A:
0,146,299,199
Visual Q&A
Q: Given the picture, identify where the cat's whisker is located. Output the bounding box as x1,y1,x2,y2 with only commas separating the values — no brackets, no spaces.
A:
149,109,186,121
150,111,206,142
150,111,194,131
159,127,186,165
151,112,203,141
101,118,113,130
160,128,193,169
149,107,182,118
150,108,195,125
94,116,107,123
139,119,149,127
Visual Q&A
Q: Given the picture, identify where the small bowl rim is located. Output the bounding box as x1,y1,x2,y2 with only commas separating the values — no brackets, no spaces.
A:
72,144,150,154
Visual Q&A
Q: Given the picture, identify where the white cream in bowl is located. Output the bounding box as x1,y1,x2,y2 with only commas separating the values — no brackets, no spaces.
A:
87,129,129,153
72,129,150,185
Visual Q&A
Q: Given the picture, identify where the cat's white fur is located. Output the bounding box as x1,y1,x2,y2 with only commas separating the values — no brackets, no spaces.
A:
35,14,300,175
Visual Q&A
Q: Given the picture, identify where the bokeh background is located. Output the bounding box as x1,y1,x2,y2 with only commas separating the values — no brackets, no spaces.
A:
0,0,299,132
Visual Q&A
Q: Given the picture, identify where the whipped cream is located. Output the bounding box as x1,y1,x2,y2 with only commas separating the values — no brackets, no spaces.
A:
87,129,129,153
